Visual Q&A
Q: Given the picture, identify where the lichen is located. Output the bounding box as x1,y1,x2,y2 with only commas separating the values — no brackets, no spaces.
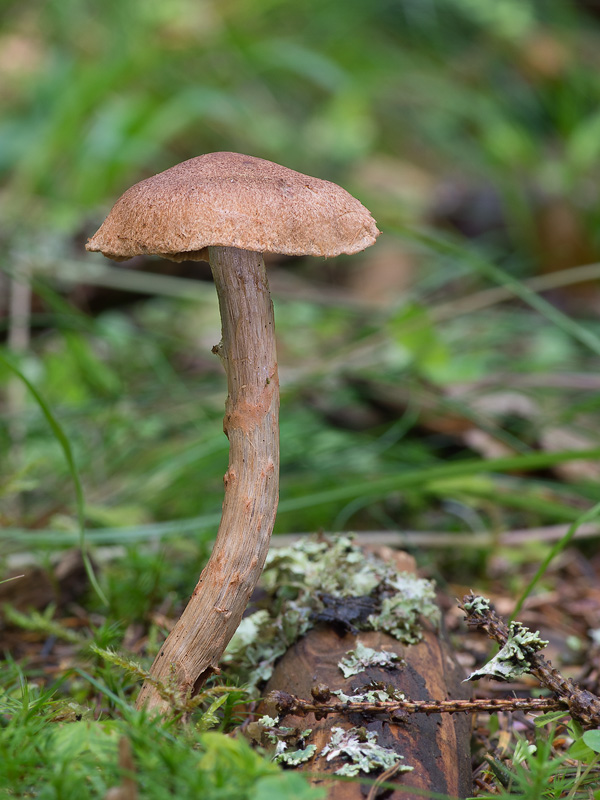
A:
222,602,312,694
258,714,280,729
273,742,317,766
251,715,316,766
320,726,413,777
223,610,271,661
225,534,439,695
338,641,400,678
466,621,549,682
333,681,406,704
368,573,439,644
261,534,385,598
463,595,491,614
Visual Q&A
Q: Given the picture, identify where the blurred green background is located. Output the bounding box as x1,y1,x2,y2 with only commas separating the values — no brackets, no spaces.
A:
2,0,600,575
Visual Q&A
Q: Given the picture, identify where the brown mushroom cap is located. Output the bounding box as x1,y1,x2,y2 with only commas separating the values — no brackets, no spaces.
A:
86,151,379,262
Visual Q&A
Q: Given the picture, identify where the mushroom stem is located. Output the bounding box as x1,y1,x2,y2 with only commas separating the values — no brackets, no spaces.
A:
136,247,279,713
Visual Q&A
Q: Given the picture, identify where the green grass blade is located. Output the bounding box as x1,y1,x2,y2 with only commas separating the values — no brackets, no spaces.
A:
511,500,600,621
278,448,600,514
0,353,107,604
1,447,598,548
405,227,600,356
471,258,600,358
74,668,132,712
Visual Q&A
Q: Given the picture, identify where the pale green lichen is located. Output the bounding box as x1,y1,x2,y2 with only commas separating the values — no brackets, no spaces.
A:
333,683,405,704
463,596,491,614
223,602,312,694
466,621,549,682
320,726,413,777
224,610,271,665
338,641,400,678
253,715,315,766
258,714,279,729
261,535,385,598
368,573,439,644
255,715,310,743
273,742,317,766
225,534,439,695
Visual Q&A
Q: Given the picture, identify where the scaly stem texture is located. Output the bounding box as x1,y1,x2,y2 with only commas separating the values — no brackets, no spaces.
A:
137,247,279,712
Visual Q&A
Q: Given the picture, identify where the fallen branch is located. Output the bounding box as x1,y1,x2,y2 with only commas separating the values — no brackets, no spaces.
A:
264,592,600,730
266,689,564,719
459,593,600,729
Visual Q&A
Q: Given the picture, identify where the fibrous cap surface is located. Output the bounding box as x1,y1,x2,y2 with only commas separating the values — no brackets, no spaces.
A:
86,151,380,262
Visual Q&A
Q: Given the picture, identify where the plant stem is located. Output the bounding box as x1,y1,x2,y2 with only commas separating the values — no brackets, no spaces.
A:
136,247,279,713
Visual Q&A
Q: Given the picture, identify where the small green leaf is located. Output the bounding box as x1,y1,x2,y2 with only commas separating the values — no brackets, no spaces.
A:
254,772,326,800
582,729,600,754
567,737,597,763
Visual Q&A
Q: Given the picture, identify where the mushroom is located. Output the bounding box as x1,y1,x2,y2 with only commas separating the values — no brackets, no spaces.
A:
86,152,379,713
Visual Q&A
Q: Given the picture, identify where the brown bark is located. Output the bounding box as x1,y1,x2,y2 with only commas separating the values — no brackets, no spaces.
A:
261,551,472,799
137,247,279,712
264,628,472,799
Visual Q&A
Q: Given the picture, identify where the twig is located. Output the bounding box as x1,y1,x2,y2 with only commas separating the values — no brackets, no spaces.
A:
0,574,25,585
265,593,600,729
270,523,600,550
266,689,564,719
459,593,600,729
430,261,600,323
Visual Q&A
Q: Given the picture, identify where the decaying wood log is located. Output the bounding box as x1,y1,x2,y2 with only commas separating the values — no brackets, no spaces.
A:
260,549,472,799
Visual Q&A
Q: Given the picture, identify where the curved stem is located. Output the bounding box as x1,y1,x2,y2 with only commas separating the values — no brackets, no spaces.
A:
137,247,279,712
